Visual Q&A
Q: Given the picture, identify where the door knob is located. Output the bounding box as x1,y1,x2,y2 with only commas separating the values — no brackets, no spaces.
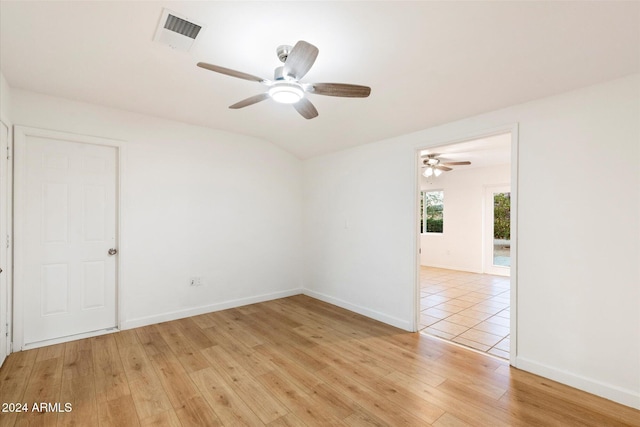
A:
108,248,118,256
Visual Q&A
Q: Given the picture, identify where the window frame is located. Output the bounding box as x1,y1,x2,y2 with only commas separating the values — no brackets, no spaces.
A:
420,189,444,234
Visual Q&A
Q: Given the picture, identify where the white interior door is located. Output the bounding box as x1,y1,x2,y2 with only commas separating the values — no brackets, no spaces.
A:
0,121,9,365
18,130,118,347
484,185,511,276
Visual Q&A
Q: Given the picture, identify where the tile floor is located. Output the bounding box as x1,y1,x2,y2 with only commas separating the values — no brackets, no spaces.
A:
419,266,510,359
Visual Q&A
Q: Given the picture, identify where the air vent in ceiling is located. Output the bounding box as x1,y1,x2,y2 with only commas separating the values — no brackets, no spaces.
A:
153,8,205,52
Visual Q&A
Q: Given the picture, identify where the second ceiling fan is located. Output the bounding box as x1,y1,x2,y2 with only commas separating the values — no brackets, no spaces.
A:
197,40,371,119
421,154,471,177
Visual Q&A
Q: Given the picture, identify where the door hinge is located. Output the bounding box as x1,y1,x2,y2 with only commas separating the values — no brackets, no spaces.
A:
5,235,8,249
6,146,9,160
5,323,8,338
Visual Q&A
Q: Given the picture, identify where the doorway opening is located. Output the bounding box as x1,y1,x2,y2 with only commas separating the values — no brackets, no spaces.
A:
485,185,511,276
416,129,516,361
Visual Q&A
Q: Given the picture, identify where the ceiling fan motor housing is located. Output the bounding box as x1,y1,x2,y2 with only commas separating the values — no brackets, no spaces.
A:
425,158,439,166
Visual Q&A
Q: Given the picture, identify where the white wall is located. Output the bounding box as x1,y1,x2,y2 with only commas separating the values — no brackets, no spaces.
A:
420,164,510,272
11,89,303,328
0,73,11,120
303,74,640,408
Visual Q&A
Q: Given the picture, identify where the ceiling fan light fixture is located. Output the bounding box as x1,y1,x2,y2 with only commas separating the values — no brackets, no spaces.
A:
268,83,304,104
423,166,443,178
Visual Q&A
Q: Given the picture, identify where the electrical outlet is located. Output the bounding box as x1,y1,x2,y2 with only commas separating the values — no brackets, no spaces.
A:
189,276,202,287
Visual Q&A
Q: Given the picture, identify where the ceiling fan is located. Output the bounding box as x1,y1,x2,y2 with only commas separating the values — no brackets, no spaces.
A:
421,154,471,177
196,40,371,119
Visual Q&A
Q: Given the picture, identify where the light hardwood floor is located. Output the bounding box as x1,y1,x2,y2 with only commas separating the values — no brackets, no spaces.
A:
1,295,638,426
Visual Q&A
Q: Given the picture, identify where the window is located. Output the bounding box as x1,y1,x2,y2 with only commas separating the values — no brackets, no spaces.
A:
420,190,444,233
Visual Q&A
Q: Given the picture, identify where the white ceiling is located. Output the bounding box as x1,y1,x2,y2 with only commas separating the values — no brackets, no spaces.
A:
420,132,511,170
1,1,638,159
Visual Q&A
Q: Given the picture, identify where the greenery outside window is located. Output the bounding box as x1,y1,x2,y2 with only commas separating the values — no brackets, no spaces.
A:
421,190,444,233
493,192,510,239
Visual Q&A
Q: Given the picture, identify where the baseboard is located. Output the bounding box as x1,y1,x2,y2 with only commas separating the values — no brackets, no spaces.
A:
516,356,640,410
121,288,303,330
302,289,413,331
420,263,483,274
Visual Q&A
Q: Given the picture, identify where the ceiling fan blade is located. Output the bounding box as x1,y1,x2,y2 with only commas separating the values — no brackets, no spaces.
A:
434,165,453,172
283,40,319,80
442,161,471,166
197,62,265,83
311,83,371,98
229,93,269,109
293,98,319,119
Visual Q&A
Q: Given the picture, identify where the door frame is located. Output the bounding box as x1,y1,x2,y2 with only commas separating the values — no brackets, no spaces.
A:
13,126,125,350
414,123,519,366
0,115,13,362
483,184,511,276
